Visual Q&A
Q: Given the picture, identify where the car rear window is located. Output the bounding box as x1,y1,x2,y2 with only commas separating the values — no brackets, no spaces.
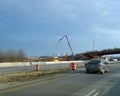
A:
88,60,101,64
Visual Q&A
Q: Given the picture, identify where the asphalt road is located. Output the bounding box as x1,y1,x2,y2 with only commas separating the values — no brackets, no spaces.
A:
0,63,120,96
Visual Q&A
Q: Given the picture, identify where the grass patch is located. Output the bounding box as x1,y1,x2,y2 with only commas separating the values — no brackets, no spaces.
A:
0,66,84,83
0,68,70,83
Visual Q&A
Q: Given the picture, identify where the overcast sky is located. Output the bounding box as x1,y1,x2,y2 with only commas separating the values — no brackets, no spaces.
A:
0,0,120,56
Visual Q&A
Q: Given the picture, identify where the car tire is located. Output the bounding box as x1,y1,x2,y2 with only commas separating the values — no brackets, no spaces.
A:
101,69,104,74
86,70,90,74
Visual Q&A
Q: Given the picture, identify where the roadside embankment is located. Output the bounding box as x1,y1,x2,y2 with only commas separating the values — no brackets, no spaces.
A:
0,61,86,85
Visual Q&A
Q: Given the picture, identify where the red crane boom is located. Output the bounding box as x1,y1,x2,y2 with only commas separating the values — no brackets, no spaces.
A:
56,35,74,56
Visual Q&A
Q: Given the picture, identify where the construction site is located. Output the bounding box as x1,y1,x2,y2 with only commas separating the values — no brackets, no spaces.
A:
26,35,120,62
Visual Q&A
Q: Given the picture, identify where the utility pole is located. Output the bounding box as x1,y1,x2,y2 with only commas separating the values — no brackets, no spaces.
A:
93,40,96,58
93,40,95,51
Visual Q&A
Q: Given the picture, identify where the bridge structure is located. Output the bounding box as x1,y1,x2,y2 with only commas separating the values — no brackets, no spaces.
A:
60,48,120,61
24,48,120,62
83,48,120,59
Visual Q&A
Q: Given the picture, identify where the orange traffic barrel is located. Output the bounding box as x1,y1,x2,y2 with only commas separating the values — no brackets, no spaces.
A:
36,64,40,71
71,62,76,70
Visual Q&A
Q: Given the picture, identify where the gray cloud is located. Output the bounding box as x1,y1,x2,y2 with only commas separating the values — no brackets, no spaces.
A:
0,0,120,55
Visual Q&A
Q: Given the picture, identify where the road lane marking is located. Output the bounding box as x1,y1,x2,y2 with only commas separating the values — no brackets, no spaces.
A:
115,73,119,76
86,89,96,96
93,92,100,96
86,89,100,96
114,73,120,77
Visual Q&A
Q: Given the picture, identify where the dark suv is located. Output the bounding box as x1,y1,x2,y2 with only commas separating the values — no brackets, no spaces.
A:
85,59,109,74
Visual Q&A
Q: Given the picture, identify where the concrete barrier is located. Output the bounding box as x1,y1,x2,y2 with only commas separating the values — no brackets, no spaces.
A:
0,63,12,67
0,61,86,68
0,62,29,67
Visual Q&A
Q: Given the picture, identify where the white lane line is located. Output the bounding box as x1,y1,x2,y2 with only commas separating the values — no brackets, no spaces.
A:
114,73,120,77
93,92,100,96
86,89,96,96
116,73,120,76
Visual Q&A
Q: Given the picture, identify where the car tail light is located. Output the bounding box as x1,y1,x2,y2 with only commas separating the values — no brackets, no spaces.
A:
99,64,102,67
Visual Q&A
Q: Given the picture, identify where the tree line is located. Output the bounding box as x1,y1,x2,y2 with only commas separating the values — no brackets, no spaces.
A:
0,49,26,62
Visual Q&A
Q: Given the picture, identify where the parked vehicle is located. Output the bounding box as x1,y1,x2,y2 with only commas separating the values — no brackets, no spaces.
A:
85,59,109,74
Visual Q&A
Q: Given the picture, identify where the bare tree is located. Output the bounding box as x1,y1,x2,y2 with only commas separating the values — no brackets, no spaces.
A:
6,49,17,62
17,49,26,62
0,49,27,62
0,50,5,62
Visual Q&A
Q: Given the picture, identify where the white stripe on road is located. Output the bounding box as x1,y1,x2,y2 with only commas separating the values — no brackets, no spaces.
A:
116,73,119,76
93,92,100,96
114,73,120,77
86,89,96,96
86,89,100,96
